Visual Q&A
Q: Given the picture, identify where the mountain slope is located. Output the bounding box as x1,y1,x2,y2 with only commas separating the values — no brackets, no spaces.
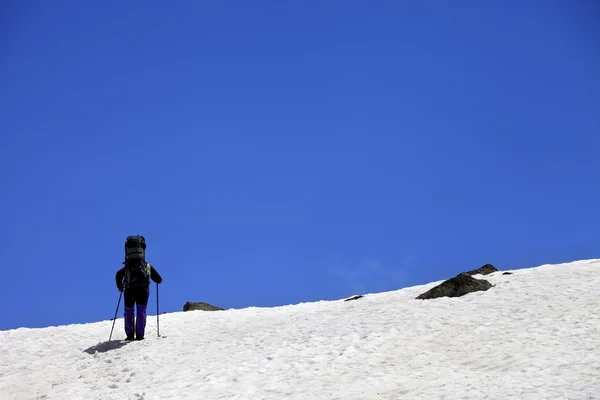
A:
1,259,599,400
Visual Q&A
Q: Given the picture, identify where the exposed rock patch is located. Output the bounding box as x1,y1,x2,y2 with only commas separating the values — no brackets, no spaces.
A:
416,273,493,300
464,264,498,276
183,301,224,312
344,295,364,302
503,272,513,275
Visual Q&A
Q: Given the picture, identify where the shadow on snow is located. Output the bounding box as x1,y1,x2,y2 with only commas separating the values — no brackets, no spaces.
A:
83,340,131,355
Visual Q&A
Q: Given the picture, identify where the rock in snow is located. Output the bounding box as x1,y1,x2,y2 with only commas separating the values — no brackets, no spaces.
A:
182,301,224,312
463,263,499,276
415,272,493,300
415,263,502,300
344,295,364,302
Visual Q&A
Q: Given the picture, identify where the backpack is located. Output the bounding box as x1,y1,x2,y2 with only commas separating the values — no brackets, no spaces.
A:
123,235,151,288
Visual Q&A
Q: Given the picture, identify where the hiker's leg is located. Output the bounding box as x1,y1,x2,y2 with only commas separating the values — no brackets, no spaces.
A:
123,289,135,339
135,287,150,339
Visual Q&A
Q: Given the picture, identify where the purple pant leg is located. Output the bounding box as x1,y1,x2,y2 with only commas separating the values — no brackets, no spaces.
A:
136,304,147,336
124,306,135,335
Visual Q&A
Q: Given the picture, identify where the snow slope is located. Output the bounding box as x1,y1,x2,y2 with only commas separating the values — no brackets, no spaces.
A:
1,259,599,400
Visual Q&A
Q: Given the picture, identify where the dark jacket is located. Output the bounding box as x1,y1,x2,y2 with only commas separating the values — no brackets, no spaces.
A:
116,262,162,291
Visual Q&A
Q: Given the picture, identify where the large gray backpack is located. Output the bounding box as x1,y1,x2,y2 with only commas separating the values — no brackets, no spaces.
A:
123,235,150,288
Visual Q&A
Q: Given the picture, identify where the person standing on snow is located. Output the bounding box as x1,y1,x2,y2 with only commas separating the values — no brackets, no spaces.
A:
115,235,163,341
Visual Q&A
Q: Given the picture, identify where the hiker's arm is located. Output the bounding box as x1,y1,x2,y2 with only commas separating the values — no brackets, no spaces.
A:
150,265,163,284
115,268,125,291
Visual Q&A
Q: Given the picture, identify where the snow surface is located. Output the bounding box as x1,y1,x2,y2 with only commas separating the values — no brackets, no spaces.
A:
1,259,599,400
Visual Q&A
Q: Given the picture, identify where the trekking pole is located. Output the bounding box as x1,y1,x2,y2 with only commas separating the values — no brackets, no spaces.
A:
156,282,160,337
109,291,123,341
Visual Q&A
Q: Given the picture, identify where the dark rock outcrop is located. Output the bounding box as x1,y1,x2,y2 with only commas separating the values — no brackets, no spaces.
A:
183,301,224,312
464,264,498,276
344,295,364,302
503,272,513,275
416,273,493,300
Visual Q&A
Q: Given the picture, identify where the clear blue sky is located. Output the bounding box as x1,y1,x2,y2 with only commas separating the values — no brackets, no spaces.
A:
1,1,598,331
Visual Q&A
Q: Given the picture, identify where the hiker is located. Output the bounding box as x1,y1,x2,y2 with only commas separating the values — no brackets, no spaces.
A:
115,235,163,341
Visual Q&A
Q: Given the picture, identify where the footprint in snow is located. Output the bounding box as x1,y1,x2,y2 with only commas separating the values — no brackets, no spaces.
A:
126,371,136,383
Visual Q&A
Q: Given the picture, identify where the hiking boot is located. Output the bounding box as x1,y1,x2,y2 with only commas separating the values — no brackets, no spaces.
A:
125,333,135,341
135,334,144,341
